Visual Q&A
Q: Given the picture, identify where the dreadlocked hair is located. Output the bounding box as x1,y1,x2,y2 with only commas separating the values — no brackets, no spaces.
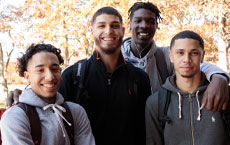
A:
128,2,162,23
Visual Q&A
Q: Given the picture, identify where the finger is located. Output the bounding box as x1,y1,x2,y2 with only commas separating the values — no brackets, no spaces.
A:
13,89,21,105
206,91,214,111
201,91,208,110
212,94,221,112
6,91,14,109
221,102,227,110
217,97,225,112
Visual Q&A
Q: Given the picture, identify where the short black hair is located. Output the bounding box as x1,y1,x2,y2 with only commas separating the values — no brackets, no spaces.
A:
170,30,204,50
17,44,64,77
91,6,123,25
128,2,162,23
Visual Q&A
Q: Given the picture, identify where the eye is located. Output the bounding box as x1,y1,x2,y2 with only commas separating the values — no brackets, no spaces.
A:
36,69,44,73
52,67,60,72
176,51,184,55
192,51,199,55
148,19,156,24
133,19,141,23
111,24,120,29
97,25,105,28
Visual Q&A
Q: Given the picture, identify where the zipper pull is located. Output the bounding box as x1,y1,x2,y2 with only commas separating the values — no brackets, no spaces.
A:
189,94,192,102
108,78,111,85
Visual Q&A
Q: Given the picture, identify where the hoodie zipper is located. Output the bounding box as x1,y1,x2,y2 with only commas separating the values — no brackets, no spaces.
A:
189,94,195,145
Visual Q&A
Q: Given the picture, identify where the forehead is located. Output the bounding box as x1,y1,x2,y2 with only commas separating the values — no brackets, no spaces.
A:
132,8,156,20
172,38,203,51
28,52,59,67
94,14,121,24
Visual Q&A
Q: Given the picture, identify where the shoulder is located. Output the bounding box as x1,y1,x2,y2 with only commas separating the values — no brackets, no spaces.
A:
65,101,86,116
156,46,170,55
146,91,159,108
126,62,149,78
1,105,29,126
61,58,90,77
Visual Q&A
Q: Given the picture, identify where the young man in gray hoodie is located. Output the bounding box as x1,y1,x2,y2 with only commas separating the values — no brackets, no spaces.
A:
1,44,95,145
145,30,229,145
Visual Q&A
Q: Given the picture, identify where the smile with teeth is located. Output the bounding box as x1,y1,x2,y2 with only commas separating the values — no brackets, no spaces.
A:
102,37,115,41
139,32,149,36
42,83,56,88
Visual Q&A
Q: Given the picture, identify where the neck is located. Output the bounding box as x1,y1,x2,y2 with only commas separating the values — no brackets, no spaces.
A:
130,40,152,58
39,95,56,104
176,72,201,93
97,49,120,73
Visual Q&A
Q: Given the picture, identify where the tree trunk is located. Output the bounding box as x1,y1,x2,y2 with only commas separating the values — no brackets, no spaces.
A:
216,12,228,72
0,43,9,100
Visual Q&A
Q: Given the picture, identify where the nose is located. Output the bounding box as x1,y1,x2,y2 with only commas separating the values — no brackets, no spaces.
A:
183,54,191,63
140,20,148,28
105,26,113,34
45,69,55,81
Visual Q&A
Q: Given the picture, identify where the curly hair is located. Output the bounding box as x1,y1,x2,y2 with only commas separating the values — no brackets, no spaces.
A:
17,44,64,77
128,2,162,23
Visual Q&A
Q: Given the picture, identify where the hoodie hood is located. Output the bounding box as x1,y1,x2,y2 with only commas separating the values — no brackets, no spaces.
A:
19,88,64,107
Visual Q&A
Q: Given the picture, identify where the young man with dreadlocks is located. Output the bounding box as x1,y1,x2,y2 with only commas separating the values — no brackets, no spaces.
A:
121,2,229,112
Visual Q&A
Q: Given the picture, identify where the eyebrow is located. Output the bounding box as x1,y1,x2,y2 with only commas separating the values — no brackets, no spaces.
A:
96,21,120,25
174,48,203,52
35,63,59,68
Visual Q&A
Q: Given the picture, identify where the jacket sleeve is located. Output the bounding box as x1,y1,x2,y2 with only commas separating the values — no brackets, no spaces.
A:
200,62,230,82
67,102,95,145
1,107,34,145
145,92,164,145
159,46,174,76
59,65,76,101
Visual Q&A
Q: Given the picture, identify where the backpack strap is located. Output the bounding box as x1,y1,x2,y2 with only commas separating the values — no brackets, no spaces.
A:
61,102,75,145
155,48,169,84
72,58,89,102
17,103,41,145
158,88,172,129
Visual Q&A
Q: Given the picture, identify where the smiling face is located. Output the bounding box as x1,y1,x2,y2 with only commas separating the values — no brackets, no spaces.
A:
24,51,62,99
169,38,205,78
130,8,158,46
92,14,125,54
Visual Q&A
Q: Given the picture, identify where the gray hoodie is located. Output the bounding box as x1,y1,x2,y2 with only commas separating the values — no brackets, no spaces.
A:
1,88,95,145
145,73,229,145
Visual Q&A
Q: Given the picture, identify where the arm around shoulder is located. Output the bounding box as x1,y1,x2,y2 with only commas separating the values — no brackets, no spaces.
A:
200,62,230,82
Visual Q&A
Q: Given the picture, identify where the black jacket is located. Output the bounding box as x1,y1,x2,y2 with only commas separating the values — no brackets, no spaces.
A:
59,51,151,145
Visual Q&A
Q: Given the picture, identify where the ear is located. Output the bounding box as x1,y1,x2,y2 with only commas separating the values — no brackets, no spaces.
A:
128,22,131,31
24,71,30,83
169,49,174,63
201,50,205,63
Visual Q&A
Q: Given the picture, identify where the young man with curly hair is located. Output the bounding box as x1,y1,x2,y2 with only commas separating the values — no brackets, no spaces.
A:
1,44,95,145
